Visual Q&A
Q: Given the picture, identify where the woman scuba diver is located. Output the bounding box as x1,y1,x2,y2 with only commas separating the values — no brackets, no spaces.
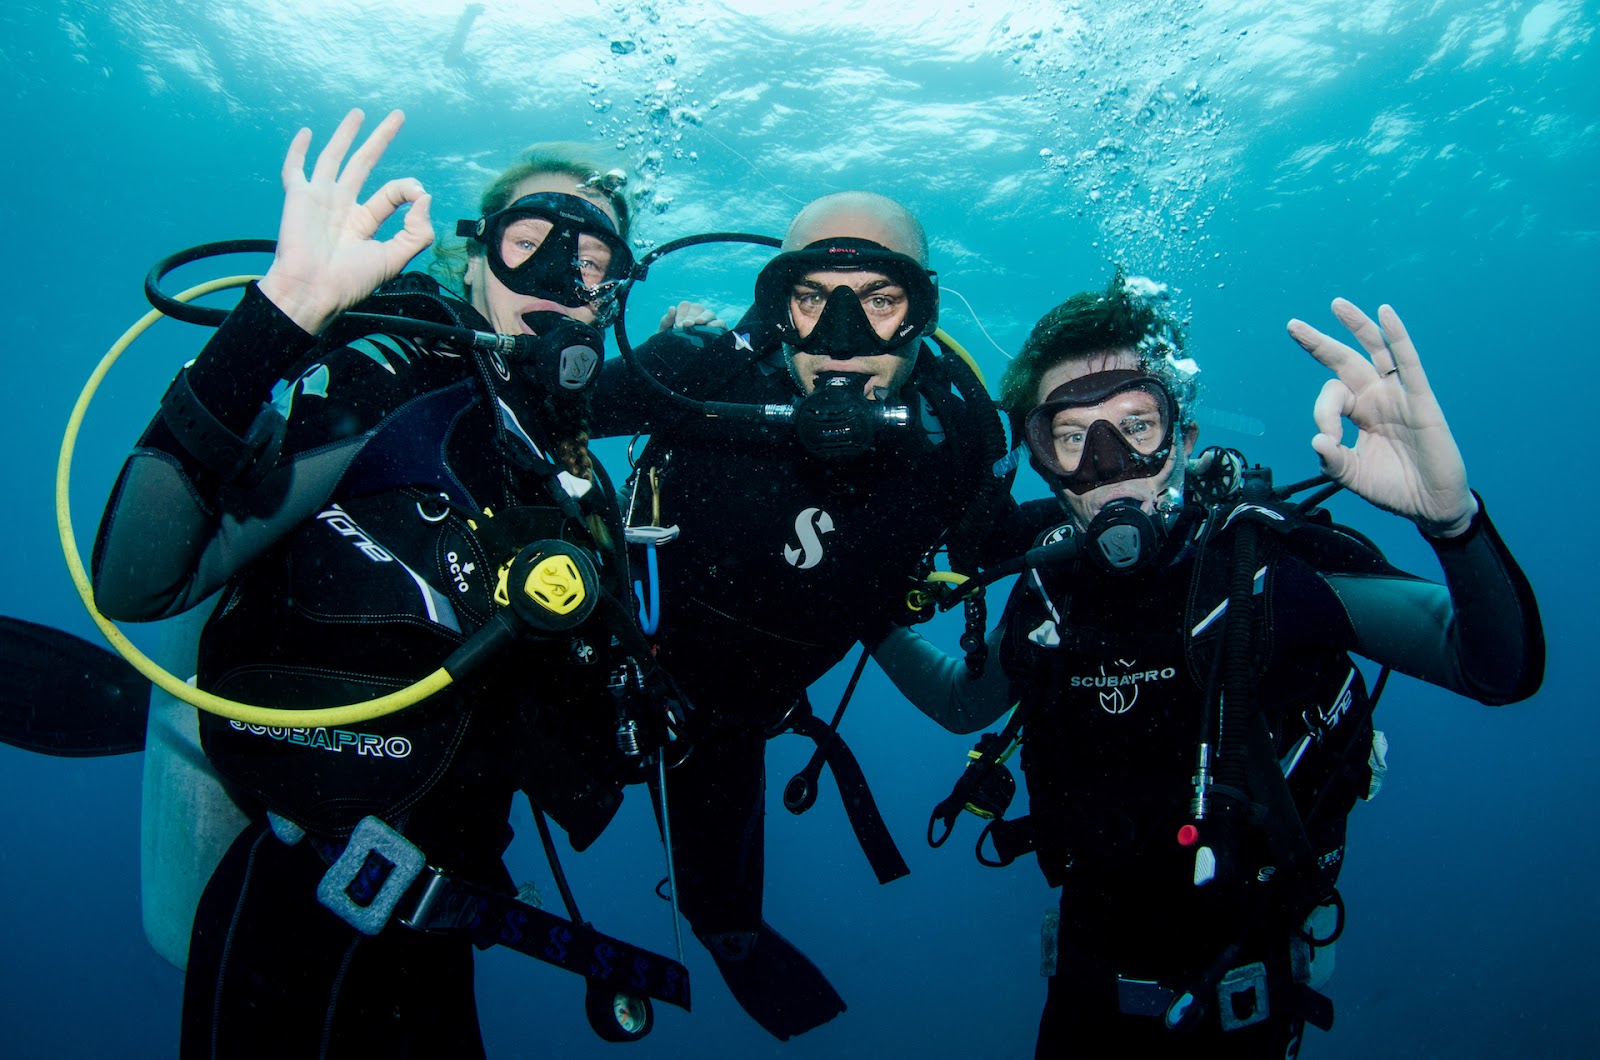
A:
92,109,686,1057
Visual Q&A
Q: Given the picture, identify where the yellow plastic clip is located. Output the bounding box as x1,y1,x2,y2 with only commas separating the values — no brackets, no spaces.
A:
494,560,513,607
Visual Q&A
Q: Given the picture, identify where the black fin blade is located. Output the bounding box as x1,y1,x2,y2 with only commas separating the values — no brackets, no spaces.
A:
0,617,151,756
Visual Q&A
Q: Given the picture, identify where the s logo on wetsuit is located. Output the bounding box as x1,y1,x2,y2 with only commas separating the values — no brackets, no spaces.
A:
783,507,835,570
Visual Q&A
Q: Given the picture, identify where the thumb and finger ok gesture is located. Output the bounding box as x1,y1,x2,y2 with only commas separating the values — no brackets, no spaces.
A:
258,109,435,335
1288,299,1478,538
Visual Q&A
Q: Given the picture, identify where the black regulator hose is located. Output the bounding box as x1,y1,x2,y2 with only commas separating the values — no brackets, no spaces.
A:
608,231,783,414
939,532,1083,610
145,239,563,362
145,240,278,325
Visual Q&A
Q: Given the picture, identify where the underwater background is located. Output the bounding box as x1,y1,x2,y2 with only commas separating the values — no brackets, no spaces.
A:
1,1,1593,1055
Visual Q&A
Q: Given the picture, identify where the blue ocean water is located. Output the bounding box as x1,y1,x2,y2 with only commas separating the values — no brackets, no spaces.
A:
1,1,1593,1056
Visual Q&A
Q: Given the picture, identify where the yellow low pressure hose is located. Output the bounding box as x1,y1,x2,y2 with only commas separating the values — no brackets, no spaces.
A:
917,336,987,597
932,327,986,389
57,276,454,728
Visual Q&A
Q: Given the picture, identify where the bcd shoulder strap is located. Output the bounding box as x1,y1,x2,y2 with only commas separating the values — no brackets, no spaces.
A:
909,338,1015,675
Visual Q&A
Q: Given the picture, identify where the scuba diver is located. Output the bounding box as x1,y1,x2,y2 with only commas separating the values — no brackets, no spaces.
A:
90,109,689,1057
871,276,1544,1056
588,191,1024,1039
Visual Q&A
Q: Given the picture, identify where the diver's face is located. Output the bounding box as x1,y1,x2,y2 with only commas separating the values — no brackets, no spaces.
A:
787,268,915,398
1037,347,1192,528
467,173,620,335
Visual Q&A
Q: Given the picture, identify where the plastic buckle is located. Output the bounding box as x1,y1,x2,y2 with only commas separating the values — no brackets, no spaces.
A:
1217,960,1270,1030
624,524,680,546
1116,976,1176,1017
316,816,427,937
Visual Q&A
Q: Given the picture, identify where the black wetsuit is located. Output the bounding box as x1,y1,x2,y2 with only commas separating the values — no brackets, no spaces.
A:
875,497,1543,1057
94,280,634,1058
590,324,1021,1036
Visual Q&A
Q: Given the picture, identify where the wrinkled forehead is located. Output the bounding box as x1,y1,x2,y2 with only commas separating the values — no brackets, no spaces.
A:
793,267,898,290
1034,347,1142,404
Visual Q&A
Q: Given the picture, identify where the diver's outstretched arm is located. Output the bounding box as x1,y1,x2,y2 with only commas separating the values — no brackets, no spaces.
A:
871,625,1011,735
1287,299,1477,538
257,108,435,335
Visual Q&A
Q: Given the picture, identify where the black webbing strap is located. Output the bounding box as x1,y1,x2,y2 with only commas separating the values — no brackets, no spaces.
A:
784,706,910,885
1294,982,1335,1032
782,649,869,816
399,868,692,1012
1228,507,1319,886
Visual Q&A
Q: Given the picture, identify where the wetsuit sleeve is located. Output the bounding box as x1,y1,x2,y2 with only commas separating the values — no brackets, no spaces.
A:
92,284,440,621
871,625,1013,734
1321,497,1544,705
184,282,320,431
589,327,730,437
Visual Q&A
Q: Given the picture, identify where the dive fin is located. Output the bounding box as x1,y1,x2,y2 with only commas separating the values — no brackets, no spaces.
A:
0,617,150,756
703,921,846,1040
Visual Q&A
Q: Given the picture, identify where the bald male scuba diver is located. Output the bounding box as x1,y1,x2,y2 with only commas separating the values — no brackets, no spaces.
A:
90,111,689,1056
588,193,1023,1040
872,275,1544,1057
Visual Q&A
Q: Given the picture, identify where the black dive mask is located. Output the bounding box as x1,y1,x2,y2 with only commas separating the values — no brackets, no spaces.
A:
1024,370,1180,495
457,192,633,322
754,237,938,357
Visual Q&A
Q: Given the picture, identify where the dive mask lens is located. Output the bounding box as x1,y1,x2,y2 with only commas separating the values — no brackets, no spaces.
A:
753,237,937,357
795,285,896,358
1025,370,1178,495
458,192,634,310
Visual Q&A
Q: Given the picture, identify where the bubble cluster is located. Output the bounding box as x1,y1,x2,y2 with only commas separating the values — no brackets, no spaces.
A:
997,4,1239,287
577,2,725,242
